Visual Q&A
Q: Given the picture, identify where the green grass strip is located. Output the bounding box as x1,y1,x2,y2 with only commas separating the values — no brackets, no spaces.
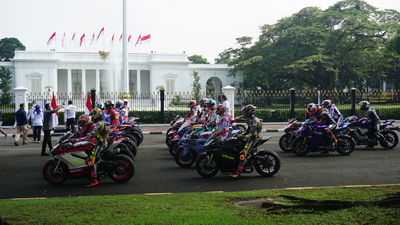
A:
1,185,399,225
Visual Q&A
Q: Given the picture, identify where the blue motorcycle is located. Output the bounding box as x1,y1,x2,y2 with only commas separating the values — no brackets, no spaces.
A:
293,120,355,156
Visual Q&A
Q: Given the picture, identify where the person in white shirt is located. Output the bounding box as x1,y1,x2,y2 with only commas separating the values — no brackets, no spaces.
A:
31,105,43,143
64,100,77,132
218,94,231,118
27,100,37,140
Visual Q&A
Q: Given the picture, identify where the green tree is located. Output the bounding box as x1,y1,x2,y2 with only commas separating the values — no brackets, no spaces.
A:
188,55,209,64
0,37,25,61
221,0,400,90
0,67,13,105
192,71,201,102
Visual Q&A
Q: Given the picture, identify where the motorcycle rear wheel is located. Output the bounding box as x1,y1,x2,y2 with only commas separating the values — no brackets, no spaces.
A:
174,148,196,168
43,159,69,185
380,130,399,150
253,150,281,177
279,133,294,152
196,154,219,178
108,154,135,183
336,136,355,155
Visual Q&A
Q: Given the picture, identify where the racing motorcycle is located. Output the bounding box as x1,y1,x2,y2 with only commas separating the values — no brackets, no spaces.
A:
279,118,302,152
195,133,281,178
342,116,399,149
166,115,184,147
293,120,355,156
43,137,135,185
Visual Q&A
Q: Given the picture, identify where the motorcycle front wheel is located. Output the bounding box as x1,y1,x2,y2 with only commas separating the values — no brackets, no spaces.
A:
380,130,399,150
174,148,196,168
253,150,281,177
108,154,135,183
279,133,295,152
293,138,310,156
43,159,69,185
196,154,219,178
336,135,355,155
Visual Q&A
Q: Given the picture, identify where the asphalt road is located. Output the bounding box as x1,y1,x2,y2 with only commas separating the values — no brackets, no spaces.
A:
0,133,399,199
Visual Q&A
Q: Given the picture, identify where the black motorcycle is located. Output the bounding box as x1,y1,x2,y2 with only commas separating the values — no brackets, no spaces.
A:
195,133,281,178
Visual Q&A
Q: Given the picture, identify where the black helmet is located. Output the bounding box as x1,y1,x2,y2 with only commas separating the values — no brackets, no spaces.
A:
104,100,115,108
359,101,370,110
216,104,225,115
321,99,332,108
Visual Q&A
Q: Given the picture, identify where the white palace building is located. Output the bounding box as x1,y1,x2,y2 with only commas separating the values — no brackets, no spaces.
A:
0,50,242,94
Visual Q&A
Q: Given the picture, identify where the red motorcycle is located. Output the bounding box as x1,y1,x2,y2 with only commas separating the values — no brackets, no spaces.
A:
43,136,135,185
279,118,302,152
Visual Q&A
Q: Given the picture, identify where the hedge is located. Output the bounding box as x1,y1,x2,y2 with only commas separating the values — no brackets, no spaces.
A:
1,108,399,126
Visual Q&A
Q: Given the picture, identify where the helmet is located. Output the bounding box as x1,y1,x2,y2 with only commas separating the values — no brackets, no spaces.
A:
241,104,257,116
90,108,104,121
321,99,332,108
77,114,90,127
188,100,197,107
307,103,321,113
35,105,40,110
115,100,123,108
104,100,114,108
199,98,208,107
216,104,226,115
359,101,370,110
95,102,104,110
206,99,216,109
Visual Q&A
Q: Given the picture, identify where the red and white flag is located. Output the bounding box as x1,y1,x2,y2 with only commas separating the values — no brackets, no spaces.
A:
51,92,59,127
128,34,132,43
71,32,76,41
96,27,104,41
85,92,93,114
79,33,86,47
47,32,56,45
90,33,95,46
135,34,151,46
111,33,115,42
61,32,66,47
119,34,123,42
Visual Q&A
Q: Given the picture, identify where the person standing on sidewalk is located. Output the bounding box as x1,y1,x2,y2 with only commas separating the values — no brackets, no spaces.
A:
0,110,7,138
14,103,29,146
27,101,37,140
64,100,76,132
31,105,43,143
41,102,64,156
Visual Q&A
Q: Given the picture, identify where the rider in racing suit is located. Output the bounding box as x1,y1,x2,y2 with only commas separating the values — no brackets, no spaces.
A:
314,104,338,148
321,99,344,125
104,100,121,125
233,104,262,178
359,101,381,146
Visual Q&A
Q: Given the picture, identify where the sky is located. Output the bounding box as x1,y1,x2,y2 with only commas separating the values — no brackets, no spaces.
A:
0,0,399,63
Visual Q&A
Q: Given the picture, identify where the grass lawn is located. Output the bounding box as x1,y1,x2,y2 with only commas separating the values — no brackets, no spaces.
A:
0,185,399,225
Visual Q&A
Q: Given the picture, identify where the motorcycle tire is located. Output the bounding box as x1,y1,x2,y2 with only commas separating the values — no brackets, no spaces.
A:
108,154,135,183
169,141,179,156
253,150,281,177
279,133,294,152
116,142,135,159
336,135,355,156
195,154,219,178
123,133,138,145
166,132,175,148
121,139,138,156
174,147,196,168
293,138,310,156
380,130,399,150
43,159,69,185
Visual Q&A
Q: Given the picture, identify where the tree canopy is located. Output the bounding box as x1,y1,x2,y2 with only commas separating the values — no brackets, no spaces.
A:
188,55,209,64
217,0,400,90
0,37,25,61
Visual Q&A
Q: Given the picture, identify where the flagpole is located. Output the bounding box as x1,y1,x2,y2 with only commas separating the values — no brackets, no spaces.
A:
123,0,129,92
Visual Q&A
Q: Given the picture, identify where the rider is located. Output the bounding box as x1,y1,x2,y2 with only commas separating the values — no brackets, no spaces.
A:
233,104,262,178
214,104,232,139
104,100,121,125
305,103,319,121
312,103,338,148
321,99,343,125
184,100,199,123
86,108,110,187
359,101,381,146
76,114,94,138
205,99,218,129
115,100,128,122
196,98,209,123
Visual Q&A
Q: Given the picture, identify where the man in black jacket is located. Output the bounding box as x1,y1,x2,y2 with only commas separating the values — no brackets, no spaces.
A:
14,103,28,146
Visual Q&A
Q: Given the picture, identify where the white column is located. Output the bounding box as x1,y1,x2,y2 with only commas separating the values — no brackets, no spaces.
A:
67,69,72,93
222,85,235,118
95,69,100,92
14,87,28,112
82,69,86,93
136,70,141,93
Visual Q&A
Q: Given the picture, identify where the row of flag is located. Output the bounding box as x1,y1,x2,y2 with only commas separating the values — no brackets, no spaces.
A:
47,27,151,47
